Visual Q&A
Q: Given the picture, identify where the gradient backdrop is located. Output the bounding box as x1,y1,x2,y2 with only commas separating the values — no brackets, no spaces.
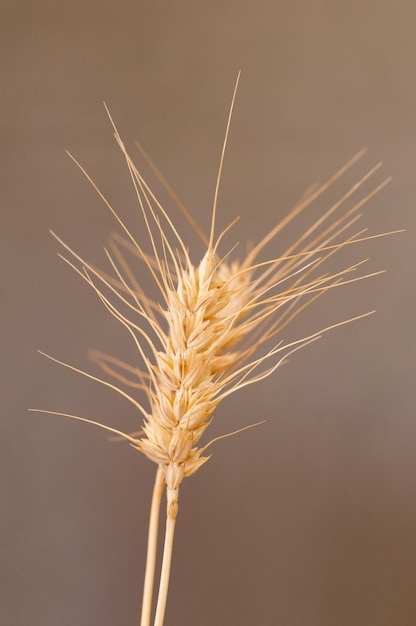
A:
2,2,415,625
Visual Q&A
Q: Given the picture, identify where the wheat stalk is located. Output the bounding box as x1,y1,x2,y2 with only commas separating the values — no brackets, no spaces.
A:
30,76,400,626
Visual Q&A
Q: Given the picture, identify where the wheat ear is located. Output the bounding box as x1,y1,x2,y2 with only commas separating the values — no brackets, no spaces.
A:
30,77,402,626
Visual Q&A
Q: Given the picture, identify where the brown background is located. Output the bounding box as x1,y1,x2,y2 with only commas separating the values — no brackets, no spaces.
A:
2,2,415,625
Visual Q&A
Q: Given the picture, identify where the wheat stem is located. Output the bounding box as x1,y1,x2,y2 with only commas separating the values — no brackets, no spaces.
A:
153,488,179,626
140,466,165,626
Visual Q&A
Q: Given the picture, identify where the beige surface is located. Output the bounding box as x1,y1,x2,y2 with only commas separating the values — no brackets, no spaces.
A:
2,2,415,625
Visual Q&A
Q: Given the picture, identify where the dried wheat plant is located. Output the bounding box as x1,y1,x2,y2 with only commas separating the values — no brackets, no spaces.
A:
31,77,399,626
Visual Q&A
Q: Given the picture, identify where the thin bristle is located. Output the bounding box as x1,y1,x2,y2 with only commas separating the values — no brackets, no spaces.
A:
209,71,241,250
